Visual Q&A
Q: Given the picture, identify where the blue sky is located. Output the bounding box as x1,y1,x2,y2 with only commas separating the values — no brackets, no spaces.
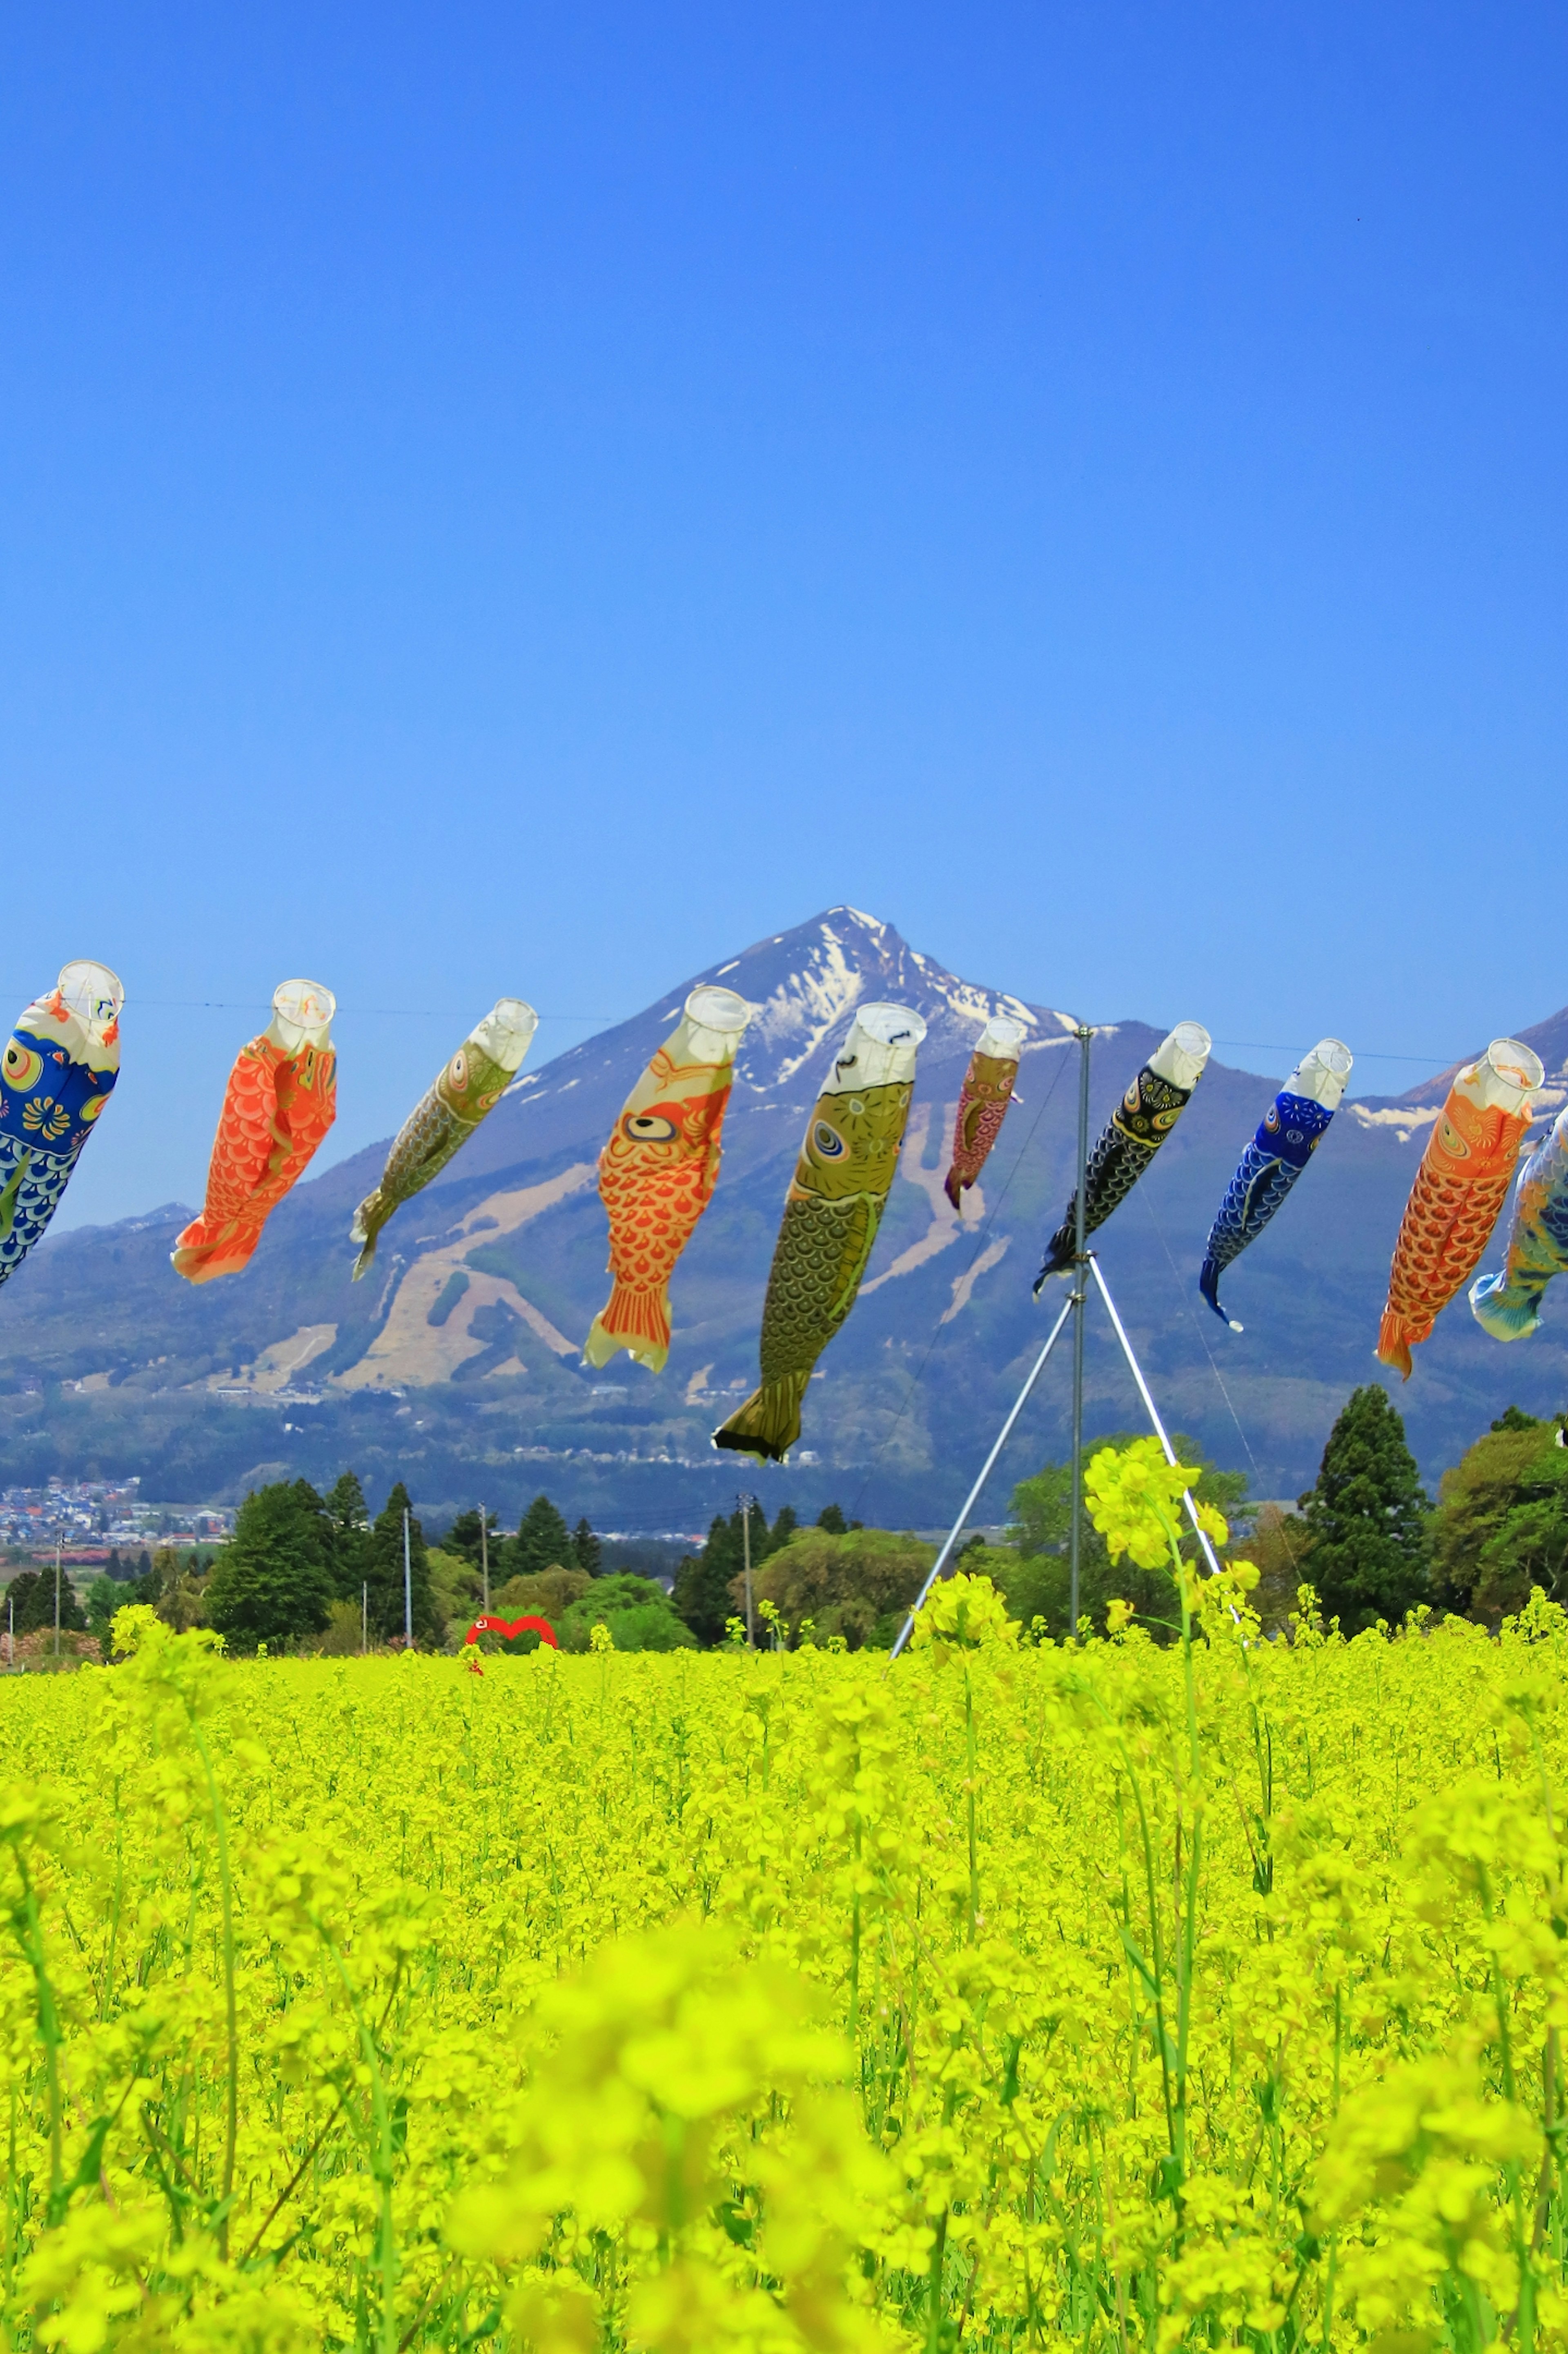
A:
4,1,1565,1227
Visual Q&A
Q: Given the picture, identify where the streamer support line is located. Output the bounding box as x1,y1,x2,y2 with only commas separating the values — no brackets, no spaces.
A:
1087,1256,1225,1578
891,1252,1225,1660
888,1295,1075,1661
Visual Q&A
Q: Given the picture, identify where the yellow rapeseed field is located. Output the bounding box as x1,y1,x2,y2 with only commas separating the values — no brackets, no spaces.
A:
4,1440,1568,2354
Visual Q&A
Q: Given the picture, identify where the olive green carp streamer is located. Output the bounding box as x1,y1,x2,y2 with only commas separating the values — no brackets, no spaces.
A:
351,998,537,1277
714,1002,925,1463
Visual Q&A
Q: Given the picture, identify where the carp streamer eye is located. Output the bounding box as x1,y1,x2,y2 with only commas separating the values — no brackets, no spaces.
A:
448,1050,470,1092
812,1121,847,1160
625,1113,677,1141
2,1042,42,1090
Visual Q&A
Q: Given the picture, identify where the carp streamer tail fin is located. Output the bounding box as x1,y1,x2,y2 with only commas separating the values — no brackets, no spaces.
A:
350,1194,381,1281
942,1168,964,1213
583,1282,673,1375
1376,1310,1417,1381
712,1371,811,1463
1198,1255,1243,1330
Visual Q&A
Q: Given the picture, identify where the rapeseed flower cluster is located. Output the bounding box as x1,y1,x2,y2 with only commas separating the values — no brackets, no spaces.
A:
3,1456,1568,2351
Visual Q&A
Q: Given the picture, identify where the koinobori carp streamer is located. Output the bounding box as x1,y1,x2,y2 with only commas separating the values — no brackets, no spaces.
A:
584,985,753,1374
714,1002,925,1463
1376,1036,1544,1378
1199,1038,1353,1329
1470,1101,1568,1342
1035,1021,1211,1288
0,961,122,1294
352,998,538,1277
172,981,337,1284
943,1014,1026,1213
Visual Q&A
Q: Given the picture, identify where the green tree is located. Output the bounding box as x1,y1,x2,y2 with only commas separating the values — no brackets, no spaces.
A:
320,1471,372,1603
672,1505,794,1645
206,1481,334,1654
572,1517,602,1576
4,1568,88,1637
364,1483,443,1647
557,1574,695,1653
815,1504,848,1534
505,1494,574,1582
444,1508,502,1574
1301,1384,1430,1634
1430,1411,1568,1623
1002,1433,1249,1640
751,1527,933,1650
85,1574,122,1654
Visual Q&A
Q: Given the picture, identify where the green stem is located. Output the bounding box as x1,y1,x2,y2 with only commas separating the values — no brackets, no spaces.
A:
190,1725,238,2258
312,1915,399,2354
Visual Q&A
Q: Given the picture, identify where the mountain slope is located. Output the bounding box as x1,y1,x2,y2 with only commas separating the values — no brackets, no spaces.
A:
3,908,1565,1530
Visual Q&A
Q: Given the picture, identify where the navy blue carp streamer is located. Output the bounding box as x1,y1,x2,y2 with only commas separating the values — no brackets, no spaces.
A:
0,961,123,1292
1198,1038,1353,1330
1470,1103,1568,1341
1035,1021,1211,1290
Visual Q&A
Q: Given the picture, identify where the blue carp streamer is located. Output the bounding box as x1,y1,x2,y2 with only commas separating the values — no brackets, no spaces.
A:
1470,1104,1568,1341
1199,1038,1353,1330
0,962,122,1293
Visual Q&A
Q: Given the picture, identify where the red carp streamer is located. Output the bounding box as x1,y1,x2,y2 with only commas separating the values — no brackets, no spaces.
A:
172,981,337,1284
1376,1037,1544,1378
943,1014,1026,1211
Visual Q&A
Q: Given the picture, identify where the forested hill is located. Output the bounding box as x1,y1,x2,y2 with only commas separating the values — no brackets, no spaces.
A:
3,907,1567,1531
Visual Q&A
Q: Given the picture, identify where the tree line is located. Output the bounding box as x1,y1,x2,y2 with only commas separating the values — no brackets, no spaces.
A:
10,1383,1565,1662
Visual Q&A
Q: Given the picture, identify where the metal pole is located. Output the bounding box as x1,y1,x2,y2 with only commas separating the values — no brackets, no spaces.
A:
479,1505,489,1613
403,1508,413,1651
1069,1023,1092,1636
740,1496,754,1648
889,1295,1076,1662
54,1535,62,1658
1087,1257,1225,1577
362,1580,368,1655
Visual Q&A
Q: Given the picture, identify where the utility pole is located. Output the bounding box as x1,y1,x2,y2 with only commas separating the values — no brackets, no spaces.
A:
479,1505,489,1613
403,1509,413,1651
1068,1023,1092,1639
54,1534,62,1659
739,1494,755,1648
361,1580,368,1656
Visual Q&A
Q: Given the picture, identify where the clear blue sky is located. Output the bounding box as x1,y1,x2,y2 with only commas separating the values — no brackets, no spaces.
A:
4,2,1565,1227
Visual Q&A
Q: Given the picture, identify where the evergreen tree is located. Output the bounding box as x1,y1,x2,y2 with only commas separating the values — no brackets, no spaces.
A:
206,1480,334,1653
364,1483,443,1646
5,1568,88,1636
105,1547,124,1581
445,1508,501,1572
320,1471,372,1602
572,1517,602,1576
1301,1385,1430,1633
85,1575,122,1654
671,1505,796,1645
507,1495,574,1581
136,1549,152,1582
816,1503,848,1535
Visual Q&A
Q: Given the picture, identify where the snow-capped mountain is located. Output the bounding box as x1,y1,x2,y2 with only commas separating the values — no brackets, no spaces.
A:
3,907,1567,1531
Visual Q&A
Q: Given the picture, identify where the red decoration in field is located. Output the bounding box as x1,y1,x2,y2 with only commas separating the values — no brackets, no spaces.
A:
463,1614,558,1650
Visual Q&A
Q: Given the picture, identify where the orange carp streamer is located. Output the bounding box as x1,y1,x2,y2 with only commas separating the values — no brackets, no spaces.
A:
172,981,337,1285
584,985,753,1374
943,1014,1025,1213
1376,1036,1544,1378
